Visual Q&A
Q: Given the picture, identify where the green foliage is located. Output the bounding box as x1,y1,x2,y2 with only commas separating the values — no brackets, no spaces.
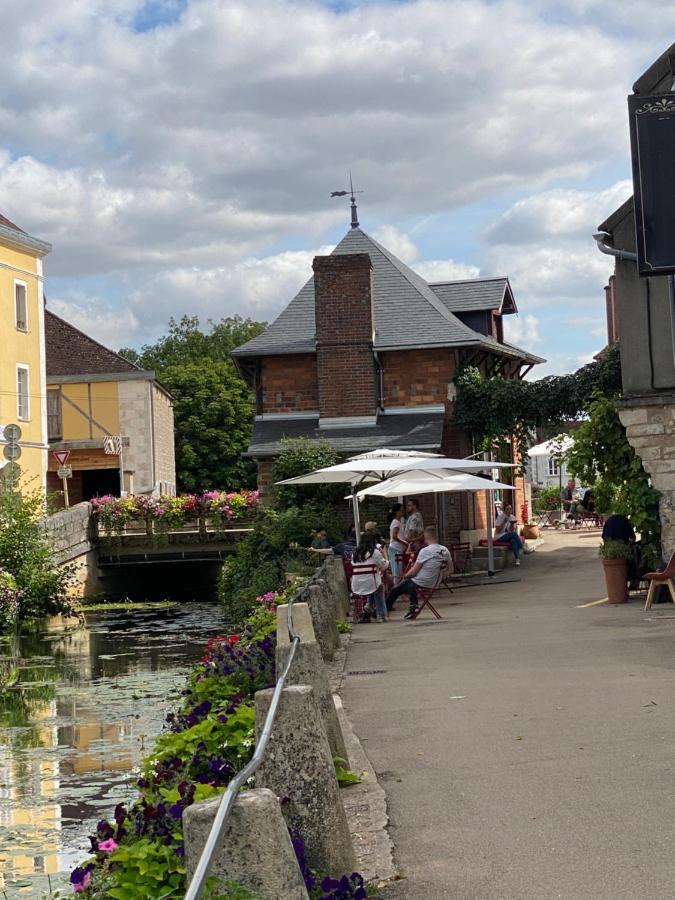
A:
0,490,74,631
599,539,633,561
534,485,561,511
120,315,266,492
219,503,341,626
104,838,186,899
566,393,661,566
271,437,343,509
336,619,352,634
333,756,366,786
454,344,622,449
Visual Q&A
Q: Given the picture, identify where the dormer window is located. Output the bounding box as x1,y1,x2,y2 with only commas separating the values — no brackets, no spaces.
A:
15,282,27,331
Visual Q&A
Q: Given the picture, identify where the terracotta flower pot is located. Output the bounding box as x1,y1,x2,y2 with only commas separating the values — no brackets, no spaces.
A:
603,558,628,604
521,524,540,540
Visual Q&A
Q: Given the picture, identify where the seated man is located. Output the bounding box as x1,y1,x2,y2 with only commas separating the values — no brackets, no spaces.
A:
494,503,524,566
308,527,355,559
385,525,451,619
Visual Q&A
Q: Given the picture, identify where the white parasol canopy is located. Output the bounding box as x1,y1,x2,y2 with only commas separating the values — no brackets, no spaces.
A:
355,471,515,499
527,435,574,457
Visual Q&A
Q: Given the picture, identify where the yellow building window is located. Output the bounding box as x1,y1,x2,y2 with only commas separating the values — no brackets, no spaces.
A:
17,365,30,420
47,389,62,440
15,281,28,331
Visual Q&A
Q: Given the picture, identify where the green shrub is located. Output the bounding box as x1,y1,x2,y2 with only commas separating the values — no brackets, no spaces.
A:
599,539,633,561
270,437,343,510
0,490,74,630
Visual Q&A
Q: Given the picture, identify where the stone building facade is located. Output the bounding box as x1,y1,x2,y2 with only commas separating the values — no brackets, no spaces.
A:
233,222,542,542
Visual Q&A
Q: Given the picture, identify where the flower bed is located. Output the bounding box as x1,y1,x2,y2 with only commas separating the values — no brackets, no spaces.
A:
91,490,260,536
71,602,366,898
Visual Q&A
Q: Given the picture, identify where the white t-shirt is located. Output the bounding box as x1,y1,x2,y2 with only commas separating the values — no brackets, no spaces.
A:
350,548,389,595
495,512,517,538
412,543,451,588
389,517,407,552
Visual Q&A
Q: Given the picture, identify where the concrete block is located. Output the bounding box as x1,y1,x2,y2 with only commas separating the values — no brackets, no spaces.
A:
306,583,340,662
618,407,649,426
324,557,350,617
255,685,356,878
183,788,308,900
315,579,341,649
276,604,347,762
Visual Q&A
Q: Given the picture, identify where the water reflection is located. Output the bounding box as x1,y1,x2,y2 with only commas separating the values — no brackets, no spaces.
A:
0,604,226,896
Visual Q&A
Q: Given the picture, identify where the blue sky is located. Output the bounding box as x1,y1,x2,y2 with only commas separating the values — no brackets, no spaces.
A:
0,0,671,375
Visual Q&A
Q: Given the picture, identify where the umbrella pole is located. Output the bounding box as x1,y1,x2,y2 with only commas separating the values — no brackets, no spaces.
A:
351,485,362,542
485,489,495,577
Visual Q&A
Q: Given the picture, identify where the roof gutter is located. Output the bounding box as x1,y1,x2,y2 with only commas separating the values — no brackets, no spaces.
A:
593,232,637,263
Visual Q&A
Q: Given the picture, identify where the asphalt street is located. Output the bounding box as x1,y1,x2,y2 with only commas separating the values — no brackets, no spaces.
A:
342,530,675,899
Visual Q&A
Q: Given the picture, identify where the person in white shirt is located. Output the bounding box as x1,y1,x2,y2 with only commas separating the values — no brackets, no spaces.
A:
494,503,524,565
388,502,408,583
350,532,389,622
385,525,451,618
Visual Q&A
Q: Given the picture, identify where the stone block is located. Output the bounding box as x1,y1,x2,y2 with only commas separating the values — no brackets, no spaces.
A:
650,473,675,492
276,604,347,761
618,407,649,427
628,435,660,449
643,459,675,475
315,579,341,649
637,445,663,461
324,557,350,617
183,788,308,900
255,685,356,878
626,423,665,437
306,583,340,662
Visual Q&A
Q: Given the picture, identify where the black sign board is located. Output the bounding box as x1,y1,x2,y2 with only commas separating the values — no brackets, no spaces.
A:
629,93,675,276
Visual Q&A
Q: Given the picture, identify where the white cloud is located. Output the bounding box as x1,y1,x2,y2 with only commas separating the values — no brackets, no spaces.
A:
372,225,419,265
504,314,543,348
47,296,141,349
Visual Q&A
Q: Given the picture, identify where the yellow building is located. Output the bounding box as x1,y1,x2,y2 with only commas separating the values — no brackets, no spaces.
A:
45,310,176,505
0,213,51,492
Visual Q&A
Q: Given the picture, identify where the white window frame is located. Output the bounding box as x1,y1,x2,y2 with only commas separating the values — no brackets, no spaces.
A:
16,364,30,421
547,455,559,477
14,280,28,332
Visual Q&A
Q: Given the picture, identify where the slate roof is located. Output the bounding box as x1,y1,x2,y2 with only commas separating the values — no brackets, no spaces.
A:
45,309,142,377
247,410,445,457
429,277,516,314
233,227,541,363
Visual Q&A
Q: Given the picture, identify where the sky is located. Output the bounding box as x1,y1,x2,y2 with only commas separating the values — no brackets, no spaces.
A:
1,0,673,376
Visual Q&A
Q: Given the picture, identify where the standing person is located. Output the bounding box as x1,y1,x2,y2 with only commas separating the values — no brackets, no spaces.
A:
350,532,389,623
494,503,524,566
386,526,451,619
403,498,424,552
388,503,408,584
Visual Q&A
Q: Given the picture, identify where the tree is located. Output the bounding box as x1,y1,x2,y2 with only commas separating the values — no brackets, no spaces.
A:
163,359,256,492
119,316,266,491
270,437,343,509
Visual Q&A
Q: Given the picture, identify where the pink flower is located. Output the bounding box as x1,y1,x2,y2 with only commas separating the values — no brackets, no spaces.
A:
73,871,92,892
98,838,118,852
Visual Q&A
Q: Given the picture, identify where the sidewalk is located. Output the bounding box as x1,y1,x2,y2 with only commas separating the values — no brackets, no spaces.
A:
341,531,675,899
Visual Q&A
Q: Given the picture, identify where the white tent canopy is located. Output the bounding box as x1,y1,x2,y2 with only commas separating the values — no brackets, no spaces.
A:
527,435,574,457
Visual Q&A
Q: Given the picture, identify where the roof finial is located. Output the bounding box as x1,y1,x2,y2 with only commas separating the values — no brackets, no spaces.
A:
330,172,364,229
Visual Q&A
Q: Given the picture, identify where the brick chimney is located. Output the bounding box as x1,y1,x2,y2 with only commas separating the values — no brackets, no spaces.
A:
313,253,377,421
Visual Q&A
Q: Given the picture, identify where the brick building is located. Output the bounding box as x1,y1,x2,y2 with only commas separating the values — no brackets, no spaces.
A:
45,309,176,506
233,224,543,541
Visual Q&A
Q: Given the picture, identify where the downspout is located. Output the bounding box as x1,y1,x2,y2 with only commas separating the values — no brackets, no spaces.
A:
592,232,637,262
372,349,384,412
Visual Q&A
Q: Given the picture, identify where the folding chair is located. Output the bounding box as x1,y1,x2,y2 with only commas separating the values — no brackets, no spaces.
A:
644,552,675,610
408,564,449,621
346,555,380,620
450,542,472,575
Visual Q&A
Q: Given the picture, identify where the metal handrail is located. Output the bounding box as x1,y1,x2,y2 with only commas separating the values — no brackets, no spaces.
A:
184,580,305,899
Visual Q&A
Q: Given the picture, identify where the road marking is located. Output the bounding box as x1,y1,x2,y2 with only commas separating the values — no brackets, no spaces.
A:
576,598,609,607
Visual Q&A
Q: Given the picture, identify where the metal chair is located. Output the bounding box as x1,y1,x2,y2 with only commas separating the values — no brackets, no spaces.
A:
449,542,472,575
408,565,449,621
644,552,675,610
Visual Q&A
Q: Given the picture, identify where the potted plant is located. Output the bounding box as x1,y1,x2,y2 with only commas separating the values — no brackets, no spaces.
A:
520,502,539,540
599,539,633,603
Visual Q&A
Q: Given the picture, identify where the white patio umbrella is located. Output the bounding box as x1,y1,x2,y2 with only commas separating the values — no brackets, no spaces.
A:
527,435,574,522
276,447,515,560
355,470,516,575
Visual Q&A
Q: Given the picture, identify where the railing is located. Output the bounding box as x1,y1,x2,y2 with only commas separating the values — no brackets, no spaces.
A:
183,571,319,899
92,514,255,541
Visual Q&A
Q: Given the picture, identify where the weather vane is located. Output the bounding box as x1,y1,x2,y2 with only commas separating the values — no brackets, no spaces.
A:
330,173,363,229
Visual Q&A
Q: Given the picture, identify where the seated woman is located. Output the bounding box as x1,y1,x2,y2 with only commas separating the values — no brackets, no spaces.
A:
350,532,389,623
494,503,524,567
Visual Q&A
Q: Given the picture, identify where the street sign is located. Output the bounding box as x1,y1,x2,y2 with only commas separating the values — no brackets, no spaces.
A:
3,443,21,461
629,92,675,275
3,423,21,442
57,465,72,479
53,449,71,467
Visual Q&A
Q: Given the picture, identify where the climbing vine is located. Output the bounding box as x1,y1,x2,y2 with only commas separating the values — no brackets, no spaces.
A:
566,393,661,566
454,343,622,449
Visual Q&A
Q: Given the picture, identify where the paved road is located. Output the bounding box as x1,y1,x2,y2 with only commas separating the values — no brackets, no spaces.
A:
342,531,675,900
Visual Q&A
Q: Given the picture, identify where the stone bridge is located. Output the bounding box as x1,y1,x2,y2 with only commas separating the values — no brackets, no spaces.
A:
44,503,250,601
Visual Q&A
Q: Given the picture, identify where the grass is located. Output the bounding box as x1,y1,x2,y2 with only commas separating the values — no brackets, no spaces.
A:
79,600,179,612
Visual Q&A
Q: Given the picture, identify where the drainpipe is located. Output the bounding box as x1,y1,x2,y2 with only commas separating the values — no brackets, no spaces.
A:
592,232,637,262
372,349,385,412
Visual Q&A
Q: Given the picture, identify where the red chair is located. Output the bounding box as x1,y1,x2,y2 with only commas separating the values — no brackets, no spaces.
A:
450,542,472,575
345,555,380,619
644,552,675,610
408,564,449,621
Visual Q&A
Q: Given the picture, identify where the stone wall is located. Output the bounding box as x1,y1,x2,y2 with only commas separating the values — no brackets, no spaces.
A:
618,396,675,557
119,379,154,493
42,502,100,598
152,382,177,494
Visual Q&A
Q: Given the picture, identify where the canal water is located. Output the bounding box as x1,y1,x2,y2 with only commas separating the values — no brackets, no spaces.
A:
0,603,227,897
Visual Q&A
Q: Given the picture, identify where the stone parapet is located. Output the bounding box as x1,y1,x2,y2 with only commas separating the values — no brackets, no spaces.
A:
618,400,675,556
